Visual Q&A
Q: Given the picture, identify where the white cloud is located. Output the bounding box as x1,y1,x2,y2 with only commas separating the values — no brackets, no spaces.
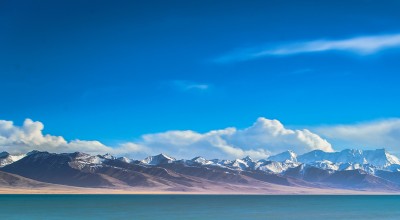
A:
127,118,333,159
0,117,332,160
314,118,400,154
216,33,400,62
0,119,148,156
4,118,400,160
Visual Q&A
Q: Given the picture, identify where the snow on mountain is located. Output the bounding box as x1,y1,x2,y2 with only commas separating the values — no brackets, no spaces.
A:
117,157,132,163
185,156,256,171
0,152,26,167
141,153,176,165
1,148,399,175
308,160,339,171
298,149,400,169
268,150,298,163
242,156,257,169
135,149,400,173
255,160,286,173
254,159,299,174
336,163,377,174
386,164,400,172
190,156,214,165
220,148,400,173
242,156,253,163
67,152,105,171
297,150,333,163
100,153,115,160
210,159,232,167
228,159,250,170
73,152,104,164
363,149,400,167
338,162,362,171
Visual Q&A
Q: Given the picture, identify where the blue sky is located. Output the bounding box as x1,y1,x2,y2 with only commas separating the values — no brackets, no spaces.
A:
2,0,400,158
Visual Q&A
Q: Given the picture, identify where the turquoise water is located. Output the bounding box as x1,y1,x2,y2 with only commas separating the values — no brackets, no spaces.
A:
0,195,399,219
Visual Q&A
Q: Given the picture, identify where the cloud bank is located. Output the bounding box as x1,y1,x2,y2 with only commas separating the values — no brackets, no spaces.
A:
0,119,147,156
5,117,400,159
314,119,400,154
0,117,332,159
216,33,400,62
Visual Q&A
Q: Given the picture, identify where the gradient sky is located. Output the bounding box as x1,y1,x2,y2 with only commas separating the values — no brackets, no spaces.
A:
1,0,400,151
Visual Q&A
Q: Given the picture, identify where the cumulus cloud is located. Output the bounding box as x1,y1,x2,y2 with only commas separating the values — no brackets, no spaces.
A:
314,118,400,154
112,118,333,159
0,117,332,159
0,119,149,156
216,33,400,63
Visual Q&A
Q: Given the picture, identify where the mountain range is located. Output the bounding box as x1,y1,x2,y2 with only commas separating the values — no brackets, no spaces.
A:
1,148,400,193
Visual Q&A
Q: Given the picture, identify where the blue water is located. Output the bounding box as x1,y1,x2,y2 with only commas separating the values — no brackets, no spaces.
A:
0,195,399,219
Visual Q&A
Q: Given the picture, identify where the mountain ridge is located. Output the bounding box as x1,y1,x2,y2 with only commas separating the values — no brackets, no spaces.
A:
1,148,400,193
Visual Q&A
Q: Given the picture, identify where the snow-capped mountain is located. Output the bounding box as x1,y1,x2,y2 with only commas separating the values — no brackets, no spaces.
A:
209,159,232,167
268,150,298,163
141,153,176,165
189,156,214,165
2,149,400,192
181,149,400,174
1,148,399,174
117,156,132,163
298,149,400,169
228,159,251,170
307,160,339,171
0,152,26,167
68,152,106,171
254,160,299,173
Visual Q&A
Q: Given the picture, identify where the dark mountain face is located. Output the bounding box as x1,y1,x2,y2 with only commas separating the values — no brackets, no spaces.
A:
158,163,249,184
241,171,291,186
0,152,10,158
100,159,196,187
1,152,113,187
375,170,400,185
321,170,400,191
0,151,298,190
284,165,400,191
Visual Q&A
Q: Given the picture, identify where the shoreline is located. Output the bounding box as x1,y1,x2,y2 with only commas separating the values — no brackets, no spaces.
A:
1,187,399,195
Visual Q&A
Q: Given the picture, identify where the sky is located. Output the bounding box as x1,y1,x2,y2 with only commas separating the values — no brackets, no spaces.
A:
1,0,400,159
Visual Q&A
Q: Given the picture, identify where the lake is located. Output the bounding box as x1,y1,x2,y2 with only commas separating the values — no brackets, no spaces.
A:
0,195,399,219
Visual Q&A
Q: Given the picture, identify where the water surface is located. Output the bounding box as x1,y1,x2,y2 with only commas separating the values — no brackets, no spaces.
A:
0,195,398,219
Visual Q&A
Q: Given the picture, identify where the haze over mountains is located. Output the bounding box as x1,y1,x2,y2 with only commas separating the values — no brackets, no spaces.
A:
1,148,400,193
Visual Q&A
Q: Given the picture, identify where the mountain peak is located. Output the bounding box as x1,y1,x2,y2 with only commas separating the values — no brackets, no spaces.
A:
229,159,250,170
268,150,298,163
191,156,205,160
100,153,115,160
242,156,253,162
298,148,400,168
71,152,90,158
191,156,213,165
0,152,26,167
141,153,176,165
117,157,132,163
27,150,44,156
157,153,175,160
0,151,10,158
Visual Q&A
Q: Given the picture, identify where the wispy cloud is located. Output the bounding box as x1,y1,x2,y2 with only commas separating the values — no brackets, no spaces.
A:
169,80,210,91
313,118,400,154
216,33,400,63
